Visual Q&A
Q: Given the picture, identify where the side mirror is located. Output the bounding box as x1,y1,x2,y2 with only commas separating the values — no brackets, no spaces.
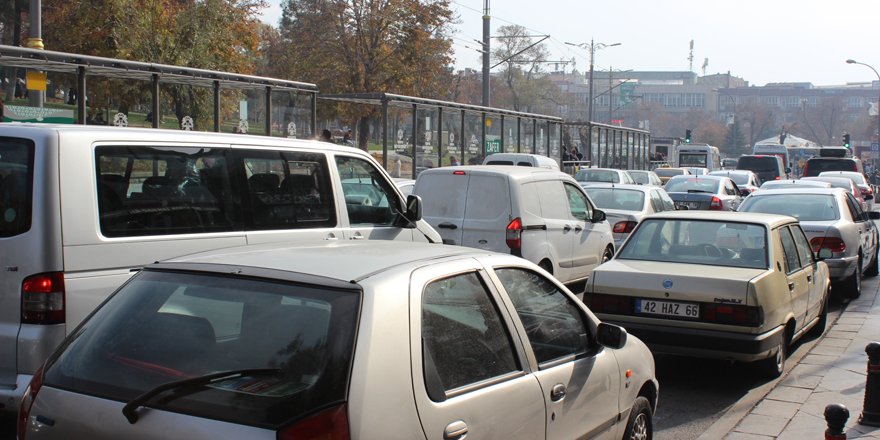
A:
405,194,423,222
816,248,832,261
739,189,751,197
596,322,627,349
591,208,606,223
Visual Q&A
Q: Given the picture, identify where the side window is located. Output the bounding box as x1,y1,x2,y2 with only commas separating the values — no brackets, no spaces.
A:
845,194,864,222
778,226,802,274
494,268,591,365
335,156,400,226
649,190,664,212
563,182,591,221
242,150,336,229
95,146,240,237
536,181,569,220
659,190,676,211
790,225,815,268
0,138,34,237
422,272,520,398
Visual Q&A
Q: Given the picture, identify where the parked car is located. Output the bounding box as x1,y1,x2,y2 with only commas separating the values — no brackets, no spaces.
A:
818,171,874,211
585,211,831,377
738,188,879,298
653,167,691,184
664,175,743,211
801,176,869,211
0,124,439,415
709,170,762,196
575,168,636,186
583,183,677,247
736,155,788,183
393,178,416,196
483,152,560,170
627,170,663,186
18,241,658,440
759,179,831,191
802,156,864,177
721,158,739,170
414,166,615,285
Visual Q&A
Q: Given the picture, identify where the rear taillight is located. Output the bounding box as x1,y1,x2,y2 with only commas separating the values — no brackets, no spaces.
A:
811,237,846,253
709,196,723,210
584,293,634,315
703,304,763,326
22,272,65,325
278,403,350,440
506,217,523,250
16,364,45,439
613,221,638,234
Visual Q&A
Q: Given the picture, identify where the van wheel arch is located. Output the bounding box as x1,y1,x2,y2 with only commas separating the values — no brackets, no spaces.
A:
539,259,553,274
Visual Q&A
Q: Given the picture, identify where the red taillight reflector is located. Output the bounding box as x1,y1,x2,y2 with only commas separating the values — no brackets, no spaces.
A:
584,293,634,315
613,221,638,234
22,272,65,325
17,364,45,439
506,217,523,250
810,237,846,253
704,303,762,326
453,170,466,175
709,196,723,210
278,403,350,440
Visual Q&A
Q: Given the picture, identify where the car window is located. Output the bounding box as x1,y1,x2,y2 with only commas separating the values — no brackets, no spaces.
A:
739,194,838,222
466,174,510,220
564,183,592,221
585,187,644,212
422,272,520,397
536,181,570,220
0,138,34,237
778,226,801,274
790,225,815,268
649,190,664,212
494,268,591,365
845,193,865,222
336,156,400,225
658,191,676,211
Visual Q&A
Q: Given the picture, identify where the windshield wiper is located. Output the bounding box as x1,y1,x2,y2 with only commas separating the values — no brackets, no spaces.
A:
122,368,281,424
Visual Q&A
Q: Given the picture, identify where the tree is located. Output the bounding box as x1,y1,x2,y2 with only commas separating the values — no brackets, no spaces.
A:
490,25,558,114
723,120,748,156
274,0,456,149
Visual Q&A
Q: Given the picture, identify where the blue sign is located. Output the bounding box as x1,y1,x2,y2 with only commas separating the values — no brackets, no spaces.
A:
872,142,880,152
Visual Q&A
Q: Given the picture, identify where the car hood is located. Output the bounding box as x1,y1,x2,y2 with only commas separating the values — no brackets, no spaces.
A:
591,259,765,305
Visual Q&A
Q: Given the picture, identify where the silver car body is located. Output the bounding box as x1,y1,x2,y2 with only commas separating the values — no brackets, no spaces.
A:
709,170,761,196
21,241,658,440
575,168,636,186
759,179,831,191
583,183,677,247
738,188,879,294
627,170,663,187
801,176,868,211
664,175,743,211
818,171,875,211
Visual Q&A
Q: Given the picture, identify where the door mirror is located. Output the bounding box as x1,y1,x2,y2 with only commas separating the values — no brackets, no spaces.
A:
597,322,627,349
816,248,833,260
740,189,751,197
590,208,606,223
405,194,423,222
869,211,880,220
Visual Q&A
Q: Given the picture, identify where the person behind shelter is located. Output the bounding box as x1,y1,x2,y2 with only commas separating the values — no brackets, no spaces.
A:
449,155,459,166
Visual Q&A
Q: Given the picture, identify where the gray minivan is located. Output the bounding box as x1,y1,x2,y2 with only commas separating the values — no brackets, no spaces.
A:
736,155,788,183
0,124,438,414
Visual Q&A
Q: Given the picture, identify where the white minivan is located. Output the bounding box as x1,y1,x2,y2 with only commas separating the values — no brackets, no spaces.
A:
414,165,614,285
482,152,560,170
0,123,439,413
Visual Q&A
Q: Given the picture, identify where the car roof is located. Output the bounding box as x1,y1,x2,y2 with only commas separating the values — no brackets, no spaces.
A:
159,241,489,282
710,170,753,176
419,165,563,181
748,187,848,197
582,183,652,192
645,210,797,228
667,174,726,181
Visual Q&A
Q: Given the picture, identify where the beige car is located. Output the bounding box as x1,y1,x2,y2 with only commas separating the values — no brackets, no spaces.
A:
585,211,831,377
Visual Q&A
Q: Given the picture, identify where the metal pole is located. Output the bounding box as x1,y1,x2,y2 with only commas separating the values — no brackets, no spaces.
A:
76,66,86,124
437,107,443,166
412,104,418,179
151,74,159,129
588,39,595,124
382,99,389,169
264,86,272,136
27,0,43,108
213,80,220,132
482,0,490,107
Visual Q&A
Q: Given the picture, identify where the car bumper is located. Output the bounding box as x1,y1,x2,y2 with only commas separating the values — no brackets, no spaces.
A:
603,319,785,362
823,255,858,281
0,374,31,414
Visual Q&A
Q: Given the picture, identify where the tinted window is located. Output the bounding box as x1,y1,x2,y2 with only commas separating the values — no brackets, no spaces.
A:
585,188,645,211
336,156,401,225
739,194,838,222
630,172,649,185
422,272,519,395
575,169,619,183
654,168,685,178
664,177,720,193
44,270,360,428
737,156,780,172
0,138,33,237
495,268,591,364
804,159,859,176
564,183,591,220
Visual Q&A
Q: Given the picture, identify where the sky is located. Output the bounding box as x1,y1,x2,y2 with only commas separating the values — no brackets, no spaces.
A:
259,0,880,87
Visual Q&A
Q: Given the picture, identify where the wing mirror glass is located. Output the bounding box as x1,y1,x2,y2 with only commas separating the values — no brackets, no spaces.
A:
597,322,627,349
405,194,423,221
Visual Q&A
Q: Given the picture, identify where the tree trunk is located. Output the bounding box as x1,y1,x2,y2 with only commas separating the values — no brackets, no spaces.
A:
357,116,370,152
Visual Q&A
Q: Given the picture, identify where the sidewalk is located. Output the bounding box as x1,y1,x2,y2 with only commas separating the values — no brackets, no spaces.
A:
723,276,880,439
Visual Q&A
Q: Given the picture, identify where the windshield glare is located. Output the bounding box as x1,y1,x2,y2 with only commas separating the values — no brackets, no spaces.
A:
739,194,839,222
585,188,645,211
665,178,720,193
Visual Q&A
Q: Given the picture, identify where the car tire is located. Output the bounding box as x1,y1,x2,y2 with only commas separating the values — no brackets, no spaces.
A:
865,245,879,277
807,294,829,338
758,337,787,378
623,396,653,440
843,257,862,299
602,246,614,264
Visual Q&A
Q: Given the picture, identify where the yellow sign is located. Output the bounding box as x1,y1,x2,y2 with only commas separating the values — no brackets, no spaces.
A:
26,71,47,91
486,117,492,128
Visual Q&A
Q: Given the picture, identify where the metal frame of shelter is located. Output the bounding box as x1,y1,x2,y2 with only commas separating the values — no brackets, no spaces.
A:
563,121,652,171
0,45,318,135
319,93,564,179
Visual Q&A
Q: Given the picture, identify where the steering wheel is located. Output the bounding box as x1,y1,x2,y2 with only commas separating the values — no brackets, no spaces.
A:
697,243,723,258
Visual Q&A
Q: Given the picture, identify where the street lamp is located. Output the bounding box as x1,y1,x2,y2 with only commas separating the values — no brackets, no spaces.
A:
565,39,621,124
846,59,880,148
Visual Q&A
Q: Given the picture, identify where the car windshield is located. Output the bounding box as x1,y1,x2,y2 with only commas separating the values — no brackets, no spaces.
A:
629,172,649,185
576,169,619,183
618,218,769,269
585,188,645,211
654,168,684,177
43,269,360,429
739,194,839,221
664,178,720,193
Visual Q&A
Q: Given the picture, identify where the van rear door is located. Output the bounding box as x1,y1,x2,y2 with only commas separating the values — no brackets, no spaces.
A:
416,170,468,245
460,173,511,253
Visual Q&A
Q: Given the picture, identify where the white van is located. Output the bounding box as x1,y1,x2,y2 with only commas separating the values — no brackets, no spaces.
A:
0,124,439,413
414,165,614,285
482,152,560,170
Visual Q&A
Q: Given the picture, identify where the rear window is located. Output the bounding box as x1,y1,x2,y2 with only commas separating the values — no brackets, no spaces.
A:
485,160,514,166
737,156,779,172
664,178,720,193
0,138,34,237
629,172,649,185
584,188,645,211
739,194,839,222
575,169,620,183
44,269,360,429
804,159,859,176
654,168,684,177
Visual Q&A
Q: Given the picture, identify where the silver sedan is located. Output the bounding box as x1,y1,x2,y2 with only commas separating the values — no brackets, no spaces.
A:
584,183,677,247
665,175,743,211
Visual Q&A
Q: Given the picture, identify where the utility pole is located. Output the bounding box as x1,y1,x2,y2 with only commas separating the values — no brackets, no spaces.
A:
27,0,44,108
481,0,490,107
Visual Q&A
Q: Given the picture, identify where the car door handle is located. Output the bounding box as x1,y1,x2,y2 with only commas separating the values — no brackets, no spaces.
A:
350,233,366,240
807,274,813,283
788,282,795,291
550,383,566,402
444,420,468,440
563,225,572,232
574,225,583,232
438,222,458,230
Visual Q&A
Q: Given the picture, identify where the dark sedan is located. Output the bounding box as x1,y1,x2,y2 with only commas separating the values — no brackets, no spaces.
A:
665,175,743,211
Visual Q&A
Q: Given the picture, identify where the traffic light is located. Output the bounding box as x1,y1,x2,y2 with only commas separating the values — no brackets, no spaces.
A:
685,129,692,143
843,133,851,148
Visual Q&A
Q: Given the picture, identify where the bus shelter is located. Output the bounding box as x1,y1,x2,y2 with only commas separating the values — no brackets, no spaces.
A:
563,121,651,172
319,93,563,179
0,45,318,137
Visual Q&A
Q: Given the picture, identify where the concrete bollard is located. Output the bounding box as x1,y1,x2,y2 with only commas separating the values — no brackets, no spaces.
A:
859,342,880,426
825,403,849,440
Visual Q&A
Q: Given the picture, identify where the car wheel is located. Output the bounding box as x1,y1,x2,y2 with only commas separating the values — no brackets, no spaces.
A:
843,257,862,299
602,246,614,264
758,337,787,378
865,245,879,277
623,396,653,440
539,260,553,275
807,293,829,338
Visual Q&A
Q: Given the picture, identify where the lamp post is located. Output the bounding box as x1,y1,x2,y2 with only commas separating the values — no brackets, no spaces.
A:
846,59,880,148
565,39,621,124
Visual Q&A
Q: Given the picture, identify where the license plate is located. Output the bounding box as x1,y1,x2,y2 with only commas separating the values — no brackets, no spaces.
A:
676,201,701,209
635,299,700,318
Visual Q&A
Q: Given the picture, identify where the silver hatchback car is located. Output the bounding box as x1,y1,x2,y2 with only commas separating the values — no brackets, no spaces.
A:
18,241,658,440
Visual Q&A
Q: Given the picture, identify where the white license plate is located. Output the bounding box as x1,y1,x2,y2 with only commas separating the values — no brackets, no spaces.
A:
635,299,700,318
676,201,701,209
